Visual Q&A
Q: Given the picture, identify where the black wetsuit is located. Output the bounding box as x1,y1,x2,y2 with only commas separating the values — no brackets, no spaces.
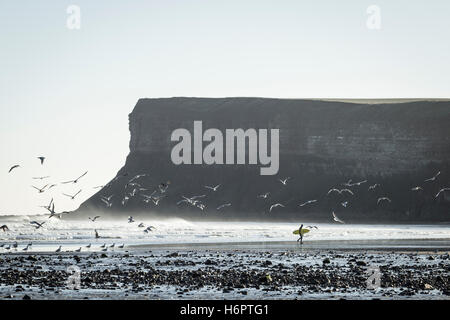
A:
297,224,303,244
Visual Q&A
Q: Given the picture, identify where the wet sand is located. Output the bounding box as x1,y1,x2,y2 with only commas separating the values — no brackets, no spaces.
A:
0,239,449,300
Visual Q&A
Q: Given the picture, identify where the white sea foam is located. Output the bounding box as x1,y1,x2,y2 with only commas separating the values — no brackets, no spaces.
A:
0,215,449,252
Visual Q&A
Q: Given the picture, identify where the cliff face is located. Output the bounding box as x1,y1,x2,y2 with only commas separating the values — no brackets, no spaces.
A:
76,98,450,222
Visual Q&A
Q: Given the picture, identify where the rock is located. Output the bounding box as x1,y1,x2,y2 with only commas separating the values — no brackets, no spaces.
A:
424,283,433,290
323,258,331,264
74,97,450,222
356,261,367,266
22,294,31,300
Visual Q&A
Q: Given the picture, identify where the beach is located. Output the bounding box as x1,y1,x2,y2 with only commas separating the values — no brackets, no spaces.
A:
0,239,449,300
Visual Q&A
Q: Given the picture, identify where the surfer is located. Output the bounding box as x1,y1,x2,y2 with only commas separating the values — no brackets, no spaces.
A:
297,224,304,244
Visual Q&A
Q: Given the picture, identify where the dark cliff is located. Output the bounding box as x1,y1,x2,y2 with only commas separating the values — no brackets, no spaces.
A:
74,98,450,222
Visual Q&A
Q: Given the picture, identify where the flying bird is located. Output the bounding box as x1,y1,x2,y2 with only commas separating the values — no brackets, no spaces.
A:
63,189,82,200
89,216,101,222
32,176,50,180
299,200,317,207
30,221,46,229
368,184,380,191
341,201,349,208
217,203,231,210
425,171,441,182
257,192,270,199
435,188,450,198
62,171,88,184
0,225,9,232
32,184,48,193
205,184,221,191
128,216,135,223
8,165,20,173
377,197,392,205
332,211,345,224
269,203,285,212
37,157,45,165
411,186,423,191
144,226,156,233
327,188,354,196
279,177,290,185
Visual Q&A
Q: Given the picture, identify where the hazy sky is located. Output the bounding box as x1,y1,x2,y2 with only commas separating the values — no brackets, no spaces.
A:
1,0,449,214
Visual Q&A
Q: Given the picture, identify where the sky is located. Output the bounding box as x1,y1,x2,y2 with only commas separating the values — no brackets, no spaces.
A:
0,0,449,214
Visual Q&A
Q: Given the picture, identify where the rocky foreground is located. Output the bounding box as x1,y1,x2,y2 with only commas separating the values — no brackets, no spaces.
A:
0,249,449,299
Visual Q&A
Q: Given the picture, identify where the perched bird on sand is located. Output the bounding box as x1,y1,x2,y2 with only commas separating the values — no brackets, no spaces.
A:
0,225,10,232
75,247,81,252
279,177,290,185
95,229,100,239
217,203,231,210
269,203,285,212
86,243,91,248
205,184,221,191
118,244,124,249
63,189,82,200
22,245,30,251
100,243,106,248
435,188,450,198
332,211,345,224
62,171,88,184
37,157,45,165
425,171,441,182
299,200,317,207
8,165,20,173
55,246,62,253
109,243,115,248
89,216,101,222
377,197,392,205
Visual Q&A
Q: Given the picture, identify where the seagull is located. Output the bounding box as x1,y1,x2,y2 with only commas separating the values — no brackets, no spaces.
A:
48,184,58,190
327,188,354,196
425,171,440,182
158,182,169,193
30,221,45,229
75,247,81,252
86,243,91,248
129,174,148,183
143,226,155,233
118,244,124,249
342,179,353,187
138,223,145,228
279,177,290,185
350,180,367,186
377,197,392,204
8,165,20,173
37,157,45,165
368,184,380,191
257,192,270,199
122,196,130,206
89,216,101,222
306,225,319,229
95,229,100,239
109,243,115,248
62,189,82,200
1,225,10,232
341,201,348,207
411,186,423,191
100,243,106,248
22,245,30,252
47,202,60,219
269,203,285,212
127,216,135,223
101,247,107,252
205,184,221,191
299,200,317,207
55,246,62,253
101,198,112,208
32,184,48,193
217,203,231,210
197,203,206,211
32,176,50,180
435,188,450,198
62,171,88,184
332,211,345,224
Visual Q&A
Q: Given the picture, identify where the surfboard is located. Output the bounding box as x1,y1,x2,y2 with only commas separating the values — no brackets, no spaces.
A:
293,228,310,235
